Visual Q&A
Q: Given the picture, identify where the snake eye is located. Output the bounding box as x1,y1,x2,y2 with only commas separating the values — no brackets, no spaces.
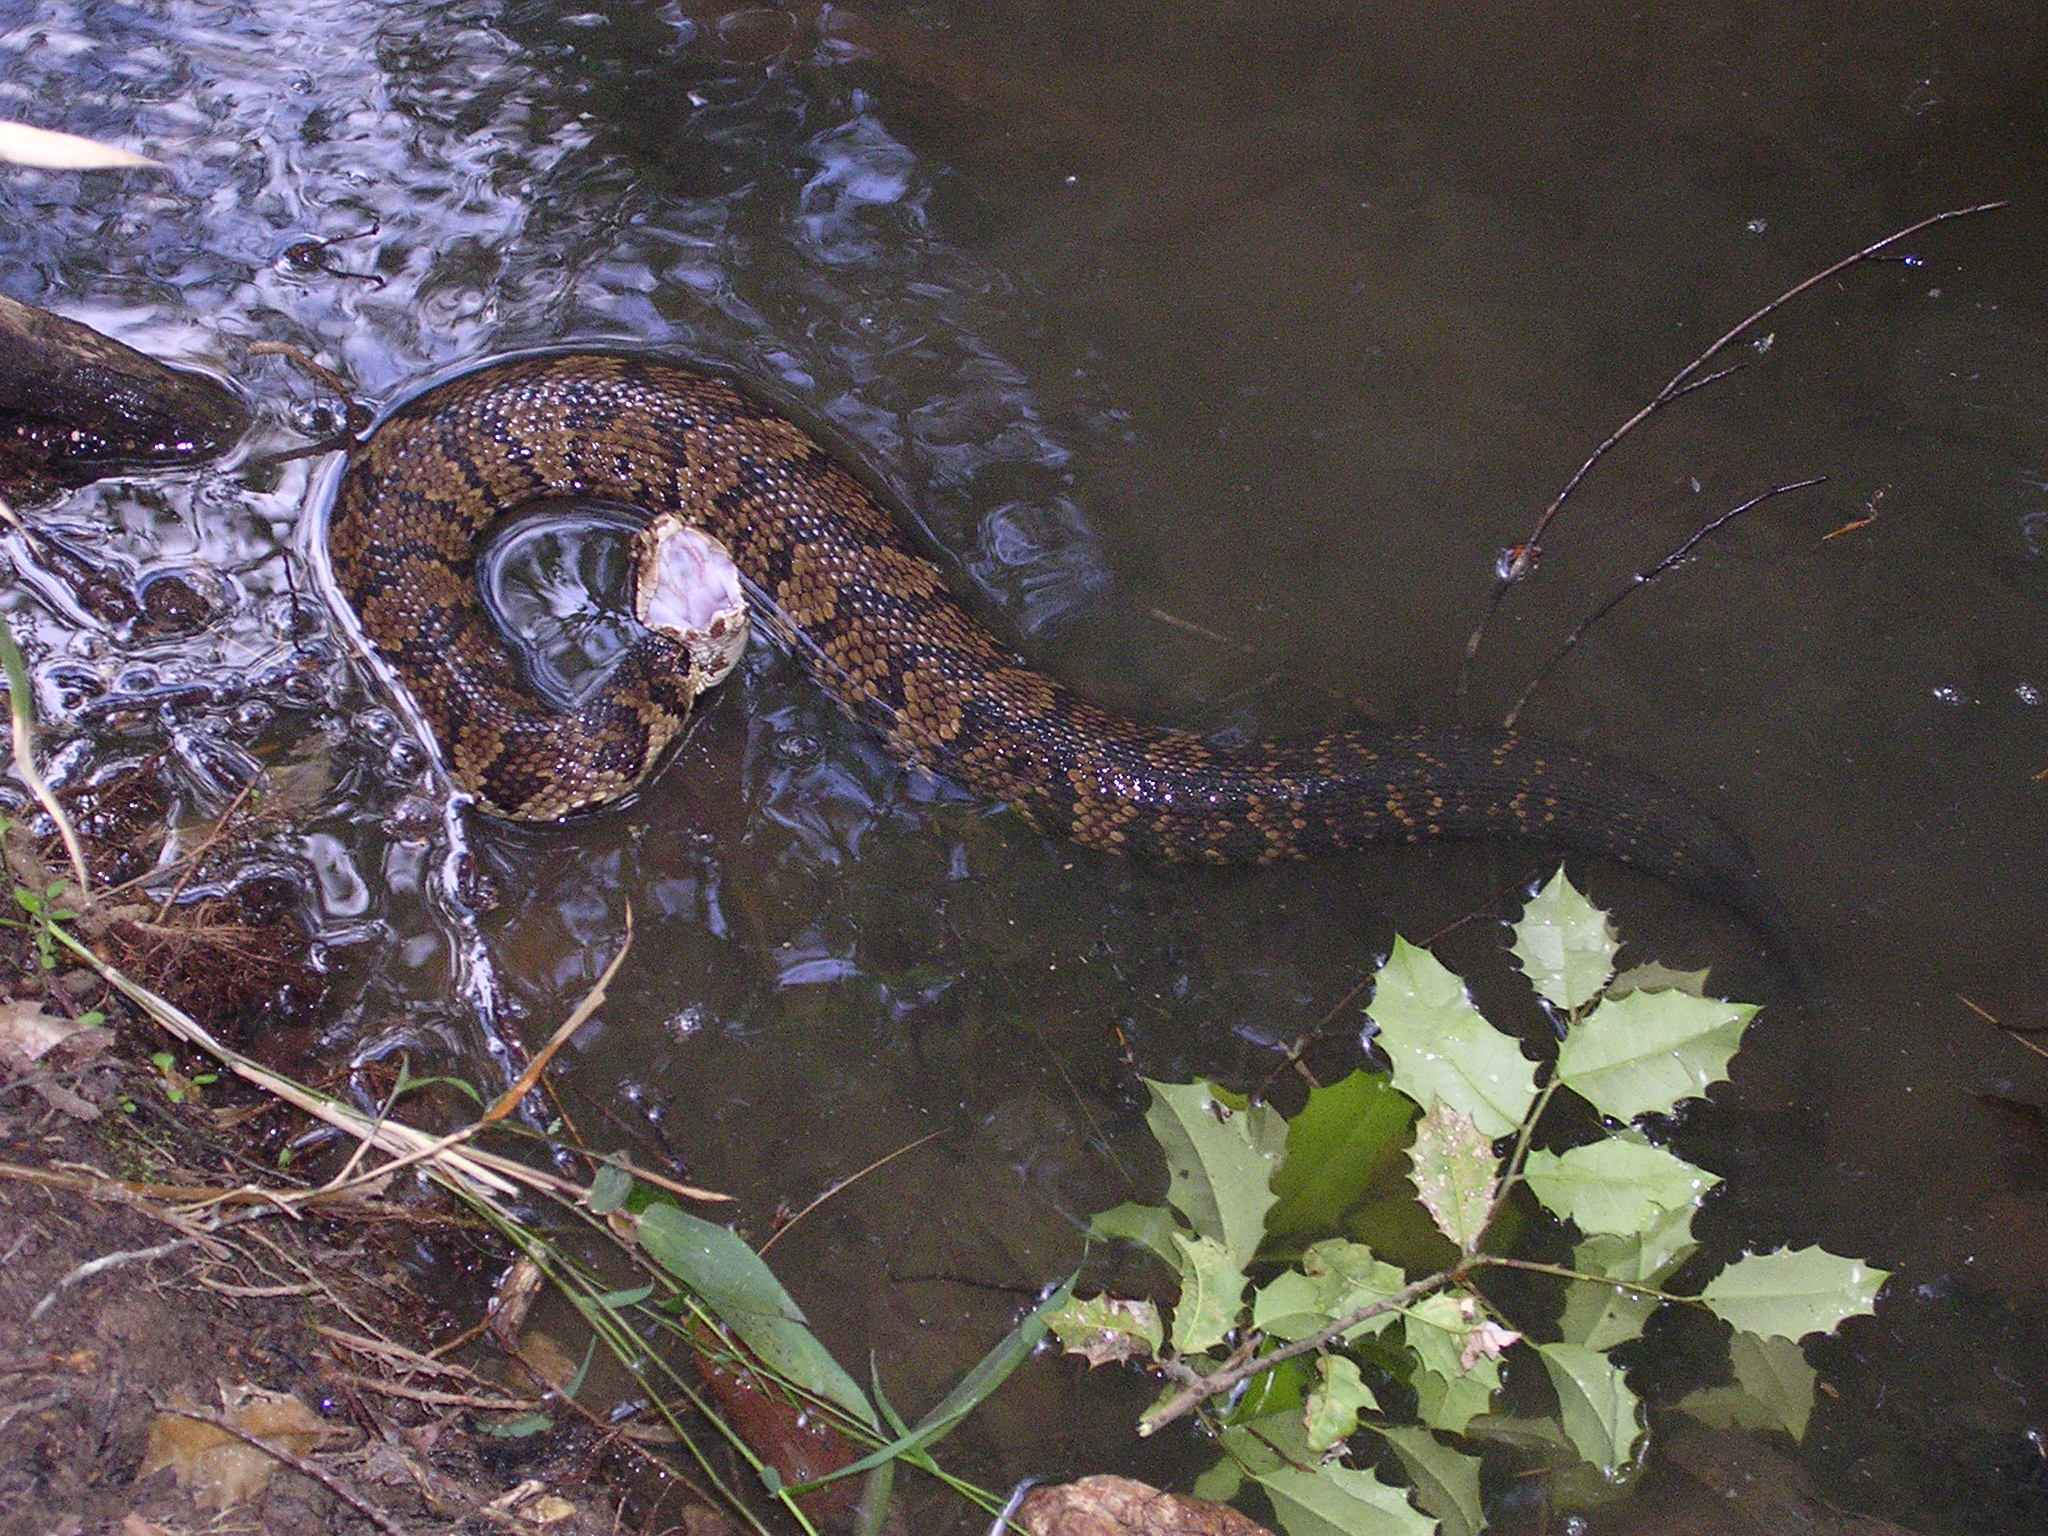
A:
633,515,750,689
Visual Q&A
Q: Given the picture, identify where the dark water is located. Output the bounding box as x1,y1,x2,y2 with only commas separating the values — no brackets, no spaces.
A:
2,1,2044,1529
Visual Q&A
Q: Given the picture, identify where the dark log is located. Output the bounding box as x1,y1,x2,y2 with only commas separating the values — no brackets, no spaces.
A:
0,294,246,501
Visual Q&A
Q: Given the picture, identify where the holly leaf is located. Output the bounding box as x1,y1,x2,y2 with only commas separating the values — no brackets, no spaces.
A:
1522,1138,1719,1236
1403,1294,1503,1434
1608,962,1711,998
1557,989,1756,1122
1267,1070,1414,1236
1408,1102,1498,1253
1381,1426,1485,1536
1145,1080,1286,1268
1190,1456,1243,1504
1537,1342,1642,1478
1679,1329,1818,1441
1044,1294,1163,1366
1169,1232,1247,1353
1700,1246,1888,1340
1510,868,1618,1010
1257,1462,1438,1536
1414,1367,1495,1436
1220,1412,1434,1535
1251,1239,1407,1342
1368,938,1536,1137
1088,1202,1184,1269
1557,1206,1698,1350
1303,1356,1378,1453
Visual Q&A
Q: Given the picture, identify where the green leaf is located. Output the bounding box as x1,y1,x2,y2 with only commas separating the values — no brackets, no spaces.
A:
1522,1138,1719,1236
1462,1413,1578,1463
1266,1070,1414,1237
589,1282,656,1309
1257,1462,1438,1536
1251,1239,1407,1342
1144,1079,1286,1267
1407,1102,1498,1254
1381,1426,1485,1536
1216,1407,1313,1472
1607,962,1711,998
1699,1246,1888,1340
479,1411,554,1438
1678,1329,1817,1441
1557,989,1756,1122
1303,1356,1377,1453
1729,1329,1817,1439
1510,868,1618,1010
1537,1342,1642,1478
1403,1294,1504,1435
1577,1201,1700,1282
1401,1293,1503,1381
1556,1275,1656,1353
1087,1202,1184,1268
635,1204,875,1426
588,1163,633,1215
1413,1367,1494,1436
1223,1355,1315,1425
1169,1232,1247,1353
804,1282,1070,1487
1190,1456,1243,1504
1368,938,1537,1137
1557,1206,1698,1350
1044,1293,1162,1366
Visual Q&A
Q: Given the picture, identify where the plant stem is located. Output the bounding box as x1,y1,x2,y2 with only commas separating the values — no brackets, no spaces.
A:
1474,1255,1690,1305
1137,1266,1458,1437
0,608,90,896
1483,1071,1561,1242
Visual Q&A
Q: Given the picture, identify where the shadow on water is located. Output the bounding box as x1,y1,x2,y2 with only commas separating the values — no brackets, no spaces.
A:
2,0,2045,1529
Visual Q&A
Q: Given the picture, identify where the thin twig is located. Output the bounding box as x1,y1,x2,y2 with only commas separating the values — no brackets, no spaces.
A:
1960,992,2048,1059
759,1130,942,1255
1137,1267,1454,1436
28,1236,196,1324
151,1398,406,1535
483,903,633,1126
1502,476,1826,727
148,778,257,923
330,1372,540,1412
1457,199,2009,710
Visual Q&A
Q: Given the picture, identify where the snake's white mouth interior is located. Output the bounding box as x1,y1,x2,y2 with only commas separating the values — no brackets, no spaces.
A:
633,514,749,689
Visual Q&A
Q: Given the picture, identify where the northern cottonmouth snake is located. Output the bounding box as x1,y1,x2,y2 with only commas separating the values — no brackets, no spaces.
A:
328,352,1770,919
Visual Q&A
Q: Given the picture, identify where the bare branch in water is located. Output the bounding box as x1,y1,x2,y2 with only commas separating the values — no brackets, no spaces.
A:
1502,477,1826,729
1457,198,2010,716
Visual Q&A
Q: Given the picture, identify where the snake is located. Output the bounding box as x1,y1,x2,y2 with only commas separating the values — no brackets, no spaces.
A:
327,351,1774,924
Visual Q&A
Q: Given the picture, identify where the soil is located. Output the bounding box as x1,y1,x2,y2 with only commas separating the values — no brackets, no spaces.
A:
0,1032,666,1536
0,799,731,1536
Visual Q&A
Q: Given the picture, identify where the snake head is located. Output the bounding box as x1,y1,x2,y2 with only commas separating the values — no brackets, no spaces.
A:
632,513,750,691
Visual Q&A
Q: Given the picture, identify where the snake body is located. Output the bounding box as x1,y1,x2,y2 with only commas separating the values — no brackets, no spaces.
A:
328,352,1770,919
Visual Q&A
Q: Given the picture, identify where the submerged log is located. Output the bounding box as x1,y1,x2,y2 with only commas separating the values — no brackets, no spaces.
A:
0,294,245,501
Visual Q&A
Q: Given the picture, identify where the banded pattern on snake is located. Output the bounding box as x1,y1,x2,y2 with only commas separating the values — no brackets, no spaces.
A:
327,352,1770,922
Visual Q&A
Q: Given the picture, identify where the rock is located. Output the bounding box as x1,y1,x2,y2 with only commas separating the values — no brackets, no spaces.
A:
1018,1476,1274,1536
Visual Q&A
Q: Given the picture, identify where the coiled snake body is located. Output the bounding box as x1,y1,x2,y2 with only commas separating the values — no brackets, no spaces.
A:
329,352,1768,918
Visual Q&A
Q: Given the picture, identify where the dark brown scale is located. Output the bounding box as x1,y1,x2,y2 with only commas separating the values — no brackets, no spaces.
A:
327,353,1776,924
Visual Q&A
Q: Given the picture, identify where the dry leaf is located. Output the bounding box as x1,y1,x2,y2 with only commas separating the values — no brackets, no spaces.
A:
1019,1476,1274,1536
140,1384,342,1509
0,1000,110,1062
0,119,162,171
